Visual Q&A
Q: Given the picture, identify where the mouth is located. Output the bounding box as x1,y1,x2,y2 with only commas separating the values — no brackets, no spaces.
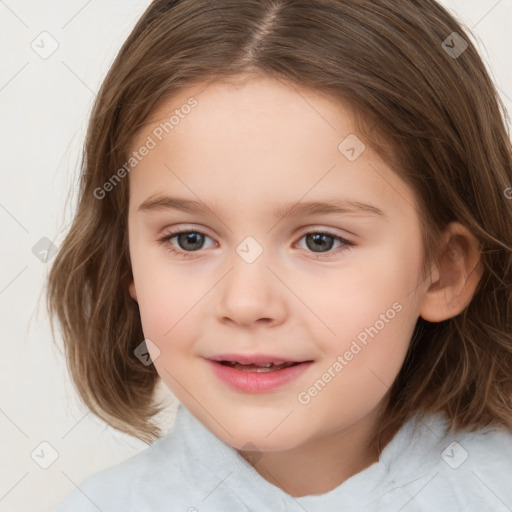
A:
217,360,303,372
207,353,313,372
206,355,314,393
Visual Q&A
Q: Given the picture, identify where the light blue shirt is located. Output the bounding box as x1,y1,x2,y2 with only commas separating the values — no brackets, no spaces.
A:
55,403,512,511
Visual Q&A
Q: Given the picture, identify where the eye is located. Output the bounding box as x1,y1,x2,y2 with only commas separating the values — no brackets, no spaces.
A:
157,229,353,259
157,229,216,259
295,231,353,259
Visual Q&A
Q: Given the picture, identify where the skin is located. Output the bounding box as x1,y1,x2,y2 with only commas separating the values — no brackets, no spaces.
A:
126,74,482,497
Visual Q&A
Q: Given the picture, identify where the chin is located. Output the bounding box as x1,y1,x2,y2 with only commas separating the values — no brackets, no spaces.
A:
231,435,304,454
213,417,309,453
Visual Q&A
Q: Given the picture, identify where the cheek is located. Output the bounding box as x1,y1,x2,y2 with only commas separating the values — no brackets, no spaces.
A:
135,274,175,332
310,244,419,336
129,244,176,332
306,242,421,382
132,259,210,363
300,296,416,430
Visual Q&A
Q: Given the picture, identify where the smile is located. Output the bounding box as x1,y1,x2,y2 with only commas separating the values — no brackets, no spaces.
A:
206,358,314,393
219,361,299,372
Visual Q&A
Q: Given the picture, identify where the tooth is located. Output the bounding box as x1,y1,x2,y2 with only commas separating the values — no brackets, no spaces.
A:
221,361,299,371
229,362,274,367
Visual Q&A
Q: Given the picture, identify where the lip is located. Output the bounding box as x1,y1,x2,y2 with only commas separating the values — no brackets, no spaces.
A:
206,358,314,393
208,353,307,365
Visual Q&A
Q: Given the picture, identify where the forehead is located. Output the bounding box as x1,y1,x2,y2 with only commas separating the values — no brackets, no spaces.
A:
131,74,358,150
127,76,418,221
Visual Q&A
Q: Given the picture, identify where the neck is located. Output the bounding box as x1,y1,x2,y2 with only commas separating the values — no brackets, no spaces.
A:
239,405,394,497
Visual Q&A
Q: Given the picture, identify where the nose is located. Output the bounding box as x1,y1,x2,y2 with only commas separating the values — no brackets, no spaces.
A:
215,253,288,328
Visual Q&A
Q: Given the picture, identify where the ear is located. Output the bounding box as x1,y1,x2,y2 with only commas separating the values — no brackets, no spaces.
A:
128,280,138,302
419,222,483,322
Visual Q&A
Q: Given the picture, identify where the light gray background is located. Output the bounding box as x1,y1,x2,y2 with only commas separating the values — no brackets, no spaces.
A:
0,1,510,511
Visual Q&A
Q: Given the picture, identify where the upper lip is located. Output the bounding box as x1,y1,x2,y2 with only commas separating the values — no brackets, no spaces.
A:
207,354,311,365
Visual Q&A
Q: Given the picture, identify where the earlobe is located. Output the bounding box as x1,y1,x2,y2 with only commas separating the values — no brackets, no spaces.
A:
419,222,483,322
128,280,138,302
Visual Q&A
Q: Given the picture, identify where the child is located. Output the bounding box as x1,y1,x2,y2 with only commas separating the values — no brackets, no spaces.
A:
48,0,512,510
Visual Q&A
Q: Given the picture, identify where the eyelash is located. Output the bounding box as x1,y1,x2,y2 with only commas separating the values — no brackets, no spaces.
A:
157,228,354,260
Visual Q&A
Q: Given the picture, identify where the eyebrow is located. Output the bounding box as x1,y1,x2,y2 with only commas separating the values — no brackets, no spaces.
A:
137,194,387,219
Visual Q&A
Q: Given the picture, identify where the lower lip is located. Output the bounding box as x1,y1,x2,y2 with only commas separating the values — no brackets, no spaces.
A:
206,360,313,393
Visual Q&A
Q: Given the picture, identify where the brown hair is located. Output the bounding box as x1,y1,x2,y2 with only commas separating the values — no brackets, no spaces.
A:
46,0,512,448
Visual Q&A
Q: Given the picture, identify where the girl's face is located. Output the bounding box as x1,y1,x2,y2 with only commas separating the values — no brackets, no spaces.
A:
127,75,430,453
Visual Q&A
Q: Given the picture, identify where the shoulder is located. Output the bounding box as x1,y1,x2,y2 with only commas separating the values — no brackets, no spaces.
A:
54,429,179,512
387,415,512,511
54,443,154,511
438,423,512,507
54,404,255,511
